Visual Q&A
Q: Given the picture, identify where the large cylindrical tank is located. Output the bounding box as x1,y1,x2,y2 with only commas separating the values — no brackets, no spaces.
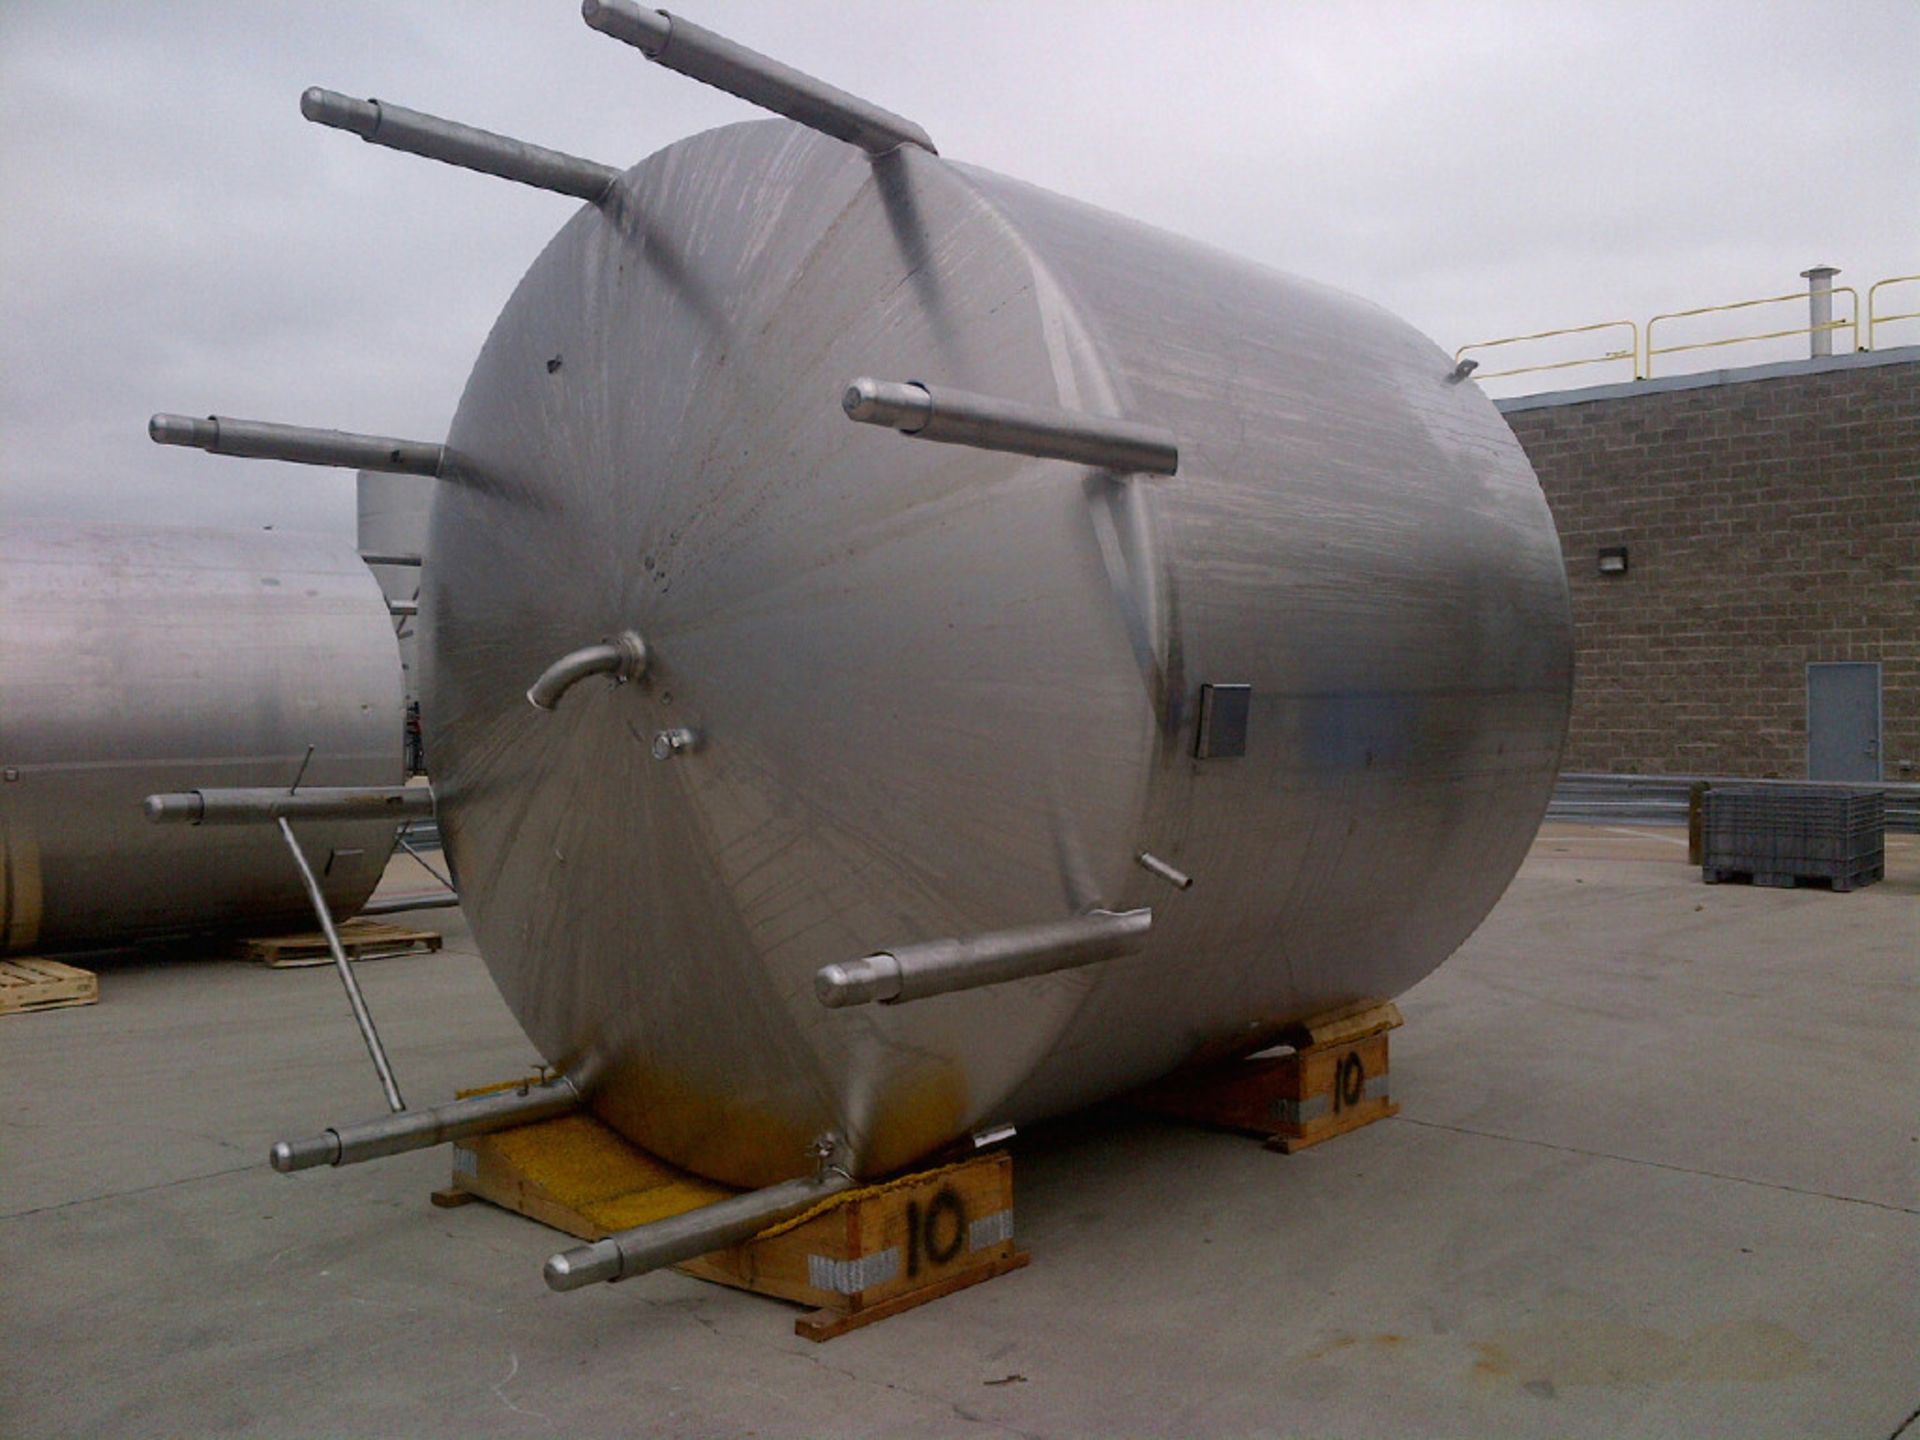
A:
0,523,406,954
425,121,1572,1187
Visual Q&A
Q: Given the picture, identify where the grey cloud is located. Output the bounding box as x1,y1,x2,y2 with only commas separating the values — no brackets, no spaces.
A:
3,0,1914,538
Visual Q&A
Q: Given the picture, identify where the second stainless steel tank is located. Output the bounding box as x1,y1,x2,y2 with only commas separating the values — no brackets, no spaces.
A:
0,523,406,954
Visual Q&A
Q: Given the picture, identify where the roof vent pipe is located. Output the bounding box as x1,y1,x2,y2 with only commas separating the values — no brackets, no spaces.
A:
1801,265,1841,358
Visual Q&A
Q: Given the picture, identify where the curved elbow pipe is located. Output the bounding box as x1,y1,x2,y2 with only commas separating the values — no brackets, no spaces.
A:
526,630,649,710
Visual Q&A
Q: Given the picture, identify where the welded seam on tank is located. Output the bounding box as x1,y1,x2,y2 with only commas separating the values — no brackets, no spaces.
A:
909,163,1179,1113
939,162,1169,710
637,134,1044,612
629,125,854,580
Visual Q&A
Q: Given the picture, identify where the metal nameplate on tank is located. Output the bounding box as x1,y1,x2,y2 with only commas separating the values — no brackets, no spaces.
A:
1195,684,1254,760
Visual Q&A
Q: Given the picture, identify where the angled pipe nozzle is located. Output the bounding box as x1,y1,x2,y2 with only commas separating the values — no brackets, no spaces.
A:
840,378,1179,476
270,1076,582,1173
816,908,1153,1009
149,413,445,476
544,1165,853,1290
527,631,650,711
582,0,935,156
143,785,434,826
300,86,622,204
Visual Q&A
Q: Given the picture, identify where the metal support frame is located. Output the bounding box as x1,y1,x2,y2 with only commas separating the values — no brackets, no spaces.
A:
815,907,1153,1008
271,1074,581,1172
149,414,444,476
277,817,406,1113
300,88,622,203
581,0,934,156
842,378,1179,476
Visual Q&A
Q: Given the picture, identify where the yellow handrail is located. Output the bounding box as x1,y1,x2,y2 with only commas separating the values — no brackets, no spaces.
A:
1454,319,1640,383
1866,275,1920,349
1645,287,1858,376
1459,272,1916,389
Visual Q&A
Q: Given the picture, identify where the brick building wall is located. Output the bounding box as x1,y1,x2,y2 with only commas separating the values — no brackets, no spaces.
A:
1498,349,1918,780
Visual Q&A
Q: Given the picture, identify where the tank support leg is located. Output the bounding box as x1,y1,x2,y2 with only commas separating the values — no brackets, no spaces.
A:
276,816,406,1114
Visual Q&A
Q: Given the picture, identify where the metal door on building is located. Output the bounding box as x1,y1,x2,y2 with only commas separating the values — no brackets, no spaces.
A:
1807,662,1882,781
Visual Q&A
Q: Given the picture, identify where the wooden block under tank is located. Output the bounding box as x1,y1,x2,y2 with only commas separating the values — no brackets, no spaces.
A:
1133,1000,1403,1152
438,1107,1028,1341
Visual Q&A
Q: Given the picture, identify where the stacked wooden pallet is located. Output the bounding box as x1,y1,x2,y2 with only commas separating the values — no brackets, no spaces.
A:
0,957,99,1016
231,918,442,968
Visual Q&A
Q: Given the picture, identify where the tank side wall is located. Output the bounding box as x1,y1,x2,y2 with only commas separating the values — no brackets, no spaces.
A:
948,169,1573,1116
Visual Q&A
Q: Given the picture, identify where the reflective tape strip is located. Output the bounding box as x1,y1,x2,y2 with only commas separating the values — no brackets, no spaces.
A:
969,1208,1014,1251
807,1247,900,1295
1270,1094,1329,1127
1269,1075,1391,1128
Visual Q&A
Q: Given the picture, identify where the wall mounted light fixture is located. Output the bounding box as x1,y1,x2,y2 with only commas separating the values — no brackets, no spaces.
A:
1597,545,1629,576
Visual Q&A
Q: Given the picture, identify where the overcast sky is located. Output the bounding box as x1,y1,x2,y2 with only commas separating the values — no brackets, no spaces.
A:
3,1,1914,540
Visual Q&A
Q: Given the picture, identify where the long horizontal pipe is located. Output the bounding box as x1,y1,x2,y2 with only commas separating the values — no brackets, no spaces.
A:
144,785,434,826
271,1075,582,1172
300,88,622,203
815,907,1153,1008
581,0,934,156
841,378,1179,476
149,413,444,476
544,1167,853,1290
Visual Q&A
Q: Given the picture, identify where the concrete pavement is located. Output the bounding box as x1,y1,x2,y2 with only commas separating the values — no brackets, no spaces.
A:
3,826,1914,1438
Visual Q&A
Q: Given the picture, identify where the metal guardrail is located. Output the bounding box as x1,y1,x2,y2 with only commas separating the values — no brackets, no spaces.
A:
1549,773,1919,834
1454,320,1639,383
1646,287,1857,376
1458,269,1916,386
1866,274,1920,349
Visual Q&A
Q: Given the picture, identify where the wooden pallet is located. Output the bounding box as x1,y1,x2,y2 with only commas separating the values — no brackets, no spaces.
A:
0,957,99,1016
1703,861,1883,892
232,918,443,968
434,1108,1028,1340
1133,1000,1402,1153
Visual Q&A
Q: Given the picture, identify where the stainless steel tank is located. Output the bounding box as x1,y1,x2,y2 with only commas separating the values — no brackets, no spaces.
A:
424,119,1573,1188
0,523,406,954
